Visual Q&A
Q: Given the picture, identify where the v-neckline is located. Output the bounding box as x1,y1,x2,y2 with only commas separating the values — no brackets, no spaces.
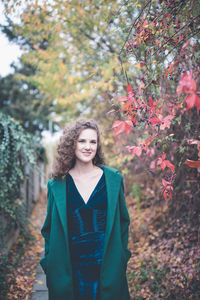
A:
68,171,104,205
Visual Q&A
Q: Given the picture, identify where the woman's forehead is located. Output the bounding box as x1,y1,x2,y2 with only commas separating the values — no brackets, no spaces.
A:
78,128,97,139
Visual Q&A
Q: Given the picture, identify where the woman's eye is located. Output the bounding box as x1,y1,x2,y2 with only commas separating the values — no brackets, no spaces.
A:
91,141,97,144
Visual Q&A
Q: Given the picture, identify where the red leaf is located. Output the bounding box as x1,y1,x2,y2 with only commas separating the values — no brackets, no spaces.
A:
139,61,145,67
126,85,133,92
187,139,200,157
162,179,173,200
184,159,200,168
126,145,134,153
176,71,197,96
161,161,167,171
162,178,172,187
112,120,125,136
131,116,137,125
168,63,174,73
185,94,197,110
149,97,154,108
143,135,153,151
149,116,161,125
124,120,133,135
187,139,200,145
195,94,200,113
118,96,128,102
165,160,175,173
132,147,142,158
127,146,142,158
160,115,174,130
121,99,136,116
143,19,148,28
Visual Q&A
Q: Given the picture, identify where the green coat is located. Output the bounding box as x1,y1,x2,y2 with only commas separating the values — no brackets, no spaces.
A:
40,165,131,300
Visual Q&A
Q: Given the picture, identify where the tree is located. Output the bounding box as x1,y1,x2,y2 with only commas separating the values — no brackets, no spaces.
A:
0,64,52,135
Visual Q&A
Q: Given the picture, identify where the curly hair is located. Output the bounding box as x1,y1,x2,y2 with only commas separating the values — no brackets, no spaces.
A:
52,119,105,179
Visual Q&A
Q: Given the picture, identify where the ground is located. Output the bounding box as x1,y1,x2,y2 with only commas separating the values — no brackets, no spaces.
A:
5,191,200,300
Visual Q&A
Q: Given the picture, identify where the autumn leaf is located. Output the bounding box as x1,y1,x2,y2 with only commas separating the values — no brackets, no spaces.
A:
187,139,200,145
126,145,143,158
112,120,125,135
149,116,161,125
162,179,173,200
126,85,133,92
176,71,196,96
121,99,137,117
142,135,154,151
117,96,128,102
185,93,200,113
112,120,133,136
165,160,175,173
149,97,154,108
184,159,200,168
37,280,44,284
159,115,175,130
157,154,175,172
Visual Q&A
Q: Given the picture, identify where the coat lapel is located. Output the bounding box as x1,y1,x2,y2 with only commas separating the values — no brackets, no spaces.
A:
101,165,121,257
51,166,121,259
51,178,68,239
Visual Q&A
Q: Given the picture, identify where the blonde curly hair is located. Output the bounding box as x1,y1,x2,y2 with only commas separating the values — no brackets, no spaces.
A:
52,119,105,179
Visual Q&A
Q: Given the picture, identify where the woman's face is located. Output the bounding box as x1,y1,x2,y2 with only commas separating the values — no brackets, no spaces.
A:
75,128,98,164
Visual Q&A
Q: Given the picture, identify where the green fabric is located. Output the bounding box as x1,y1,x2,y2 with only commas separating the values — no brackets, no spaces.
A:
40,165,131,300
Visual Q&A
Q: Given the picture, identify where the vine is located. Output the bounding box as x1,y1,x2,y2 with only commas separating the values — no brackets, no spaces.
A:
0,112,47,296
112,0,200,200
0,112,36,229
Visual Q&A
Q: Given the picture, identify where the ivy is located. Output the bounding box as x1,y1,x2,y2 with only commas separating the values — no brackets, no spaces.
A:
0,112,42,248
0,112,47,297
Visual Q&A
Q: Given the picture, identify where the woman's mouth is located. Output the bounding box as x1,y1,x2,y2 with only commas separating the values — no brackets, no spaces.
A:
82,152,92,156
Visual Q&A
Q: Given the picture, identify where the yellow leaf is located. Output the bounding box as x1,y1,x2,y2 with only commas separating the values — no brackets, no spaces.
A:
37,280,44,284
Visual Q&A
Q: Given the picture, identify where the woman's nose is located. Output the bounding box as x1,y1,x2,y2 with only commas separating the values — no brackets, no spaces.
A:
84,143,91,150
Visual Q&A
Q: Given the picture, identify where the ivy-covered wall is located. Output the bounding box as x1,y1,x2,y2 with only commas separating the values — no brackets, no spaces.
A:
0,112,46,291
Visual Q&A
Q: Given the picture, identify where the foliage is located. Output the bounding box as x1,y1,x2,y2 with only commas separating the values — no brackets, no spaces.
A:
1,199,45,300
0,113,33,292
3,0,199,200
0,112,35,227
0,63,52,136
1,0,136,143
0,112,45,298
2,1,200,298
127,188,200,299
110,0,200,200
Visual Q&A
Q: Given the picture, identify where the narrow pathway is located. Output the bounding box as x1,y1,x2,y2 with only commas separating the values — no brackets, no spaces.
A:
30,251,48,300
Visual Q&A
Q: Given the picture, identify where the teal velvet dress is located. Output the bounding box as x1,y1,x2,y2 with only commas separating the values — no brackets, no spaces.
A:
66,172,107,300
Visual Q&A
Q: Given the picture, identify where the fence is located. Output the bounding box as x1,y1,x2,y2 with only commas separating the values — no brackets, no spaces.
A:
1,161,46,253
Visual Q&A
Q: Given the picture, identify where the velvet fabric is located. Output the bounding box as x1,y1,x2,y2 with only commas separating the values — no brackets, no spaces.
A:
67,172,107,299
40,165,131,300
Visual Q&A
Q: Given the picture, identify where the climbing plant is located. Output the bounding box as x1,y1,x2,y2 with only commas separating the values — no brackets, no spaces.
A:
111,0,200,200
0,112,36,230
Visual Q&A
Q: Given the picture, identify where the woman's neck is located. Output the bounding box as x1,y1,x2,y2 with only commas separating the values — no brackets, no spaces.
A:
72,161,98,176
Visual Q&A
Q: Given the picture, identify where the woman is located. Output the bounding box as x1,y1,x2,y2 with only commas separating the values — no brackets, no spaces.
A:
40,119,131,300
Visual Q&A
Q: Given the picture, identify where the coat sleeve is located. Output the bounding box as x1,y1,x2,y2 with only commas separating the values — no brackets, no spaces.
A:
40,181,53,273
119,175,132,260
